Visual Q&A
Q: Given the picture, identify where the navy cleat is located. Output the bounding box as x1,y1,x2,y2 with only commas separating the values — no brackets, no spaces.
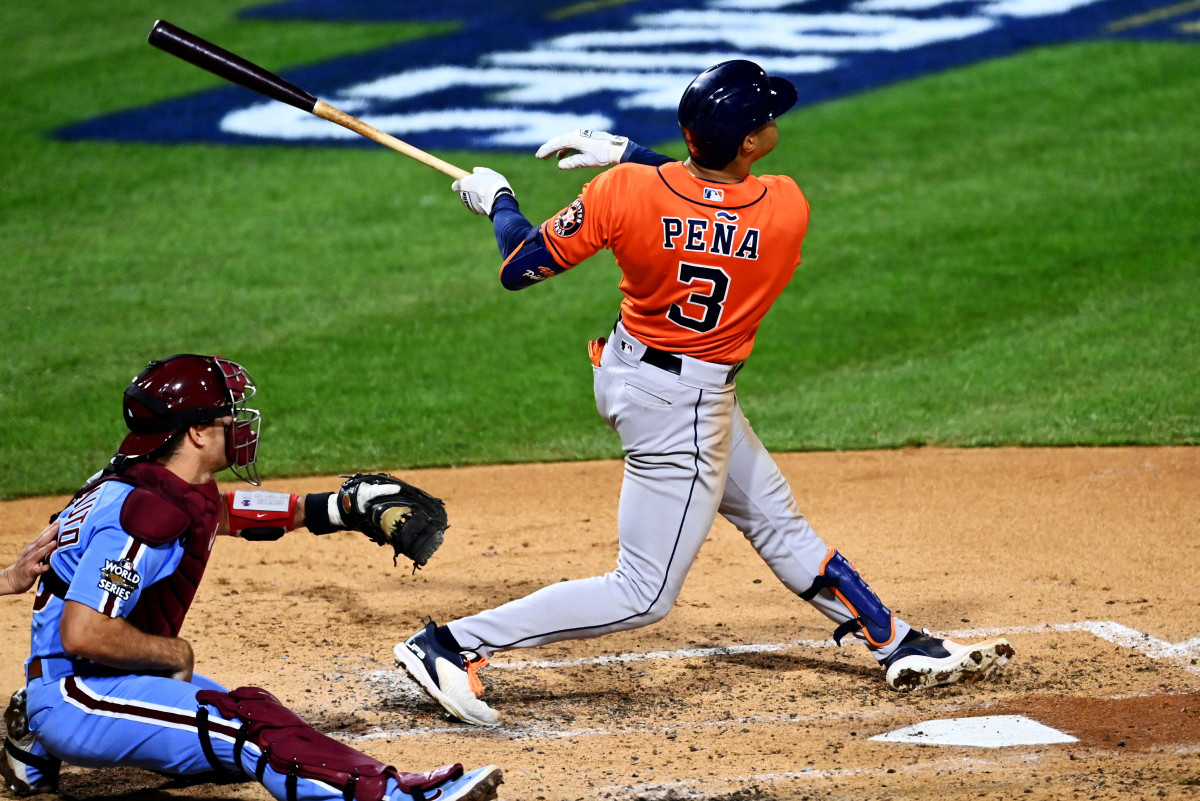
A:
394,621,500,727
883,628,1014,692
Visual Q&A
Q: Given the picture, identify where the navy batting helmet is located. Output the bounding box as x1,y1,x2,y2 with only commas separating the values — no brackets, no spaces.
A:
677,60,798,170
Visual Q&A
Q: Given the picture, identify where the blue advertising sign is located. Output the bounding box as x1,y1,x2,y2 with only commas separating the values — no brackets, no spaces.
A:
58,0,1198,151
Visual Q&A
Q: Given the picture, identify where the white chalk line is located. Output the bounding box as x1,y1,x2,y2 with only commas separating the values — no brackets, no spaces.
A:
352,620,1200,744
349,701,895,742
595,755,1010,800
491,620,1200,672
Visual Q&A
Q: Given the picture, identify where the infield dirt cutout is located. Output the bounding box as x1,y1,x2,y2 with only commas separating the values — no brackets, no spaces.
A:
2,447,1198,800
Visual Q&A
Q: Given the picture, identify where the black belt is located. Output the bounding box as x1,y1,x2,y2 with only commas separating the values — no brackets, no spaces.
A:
640,346,683,375
27,656,135,682
640,346,744,385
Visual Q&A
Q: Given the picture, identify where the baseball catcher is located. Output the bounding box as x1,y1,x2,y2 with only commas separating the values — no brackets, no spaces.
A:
2,354,499,801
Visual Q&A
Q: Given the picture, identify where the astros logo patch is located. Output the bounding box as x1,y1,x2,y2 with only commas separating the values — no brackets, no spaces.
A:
554,199,585,238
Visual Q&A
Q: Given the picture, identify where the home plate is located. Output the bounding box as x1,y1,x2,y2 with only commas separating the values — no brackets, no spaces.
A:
870,715,1077,748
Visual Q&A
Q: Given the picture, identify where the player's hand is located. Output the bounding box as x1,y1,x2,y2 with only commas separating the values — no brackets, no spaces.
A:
452,167,515,218
169,638,195,683
535,129,629,169
0,521,58,596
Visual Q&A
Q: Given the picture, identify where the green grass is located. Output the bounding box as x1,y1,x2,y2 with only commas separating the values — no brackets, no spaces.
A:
1,3,1198,498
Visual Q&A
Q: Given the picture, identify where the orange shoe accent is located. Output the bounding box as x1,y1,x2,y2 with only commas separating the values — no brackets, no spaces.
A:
465,656,489,697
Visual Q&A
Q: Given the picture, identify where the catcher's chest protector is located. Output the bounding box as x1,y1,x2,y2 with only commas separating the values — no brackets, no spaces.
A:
195,687,462,801
112,462,222,637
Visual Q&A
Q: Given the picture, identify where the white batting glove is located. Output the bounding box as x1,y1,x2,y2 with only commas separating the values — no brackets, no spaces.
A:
452,167,515,217
535,129,629,170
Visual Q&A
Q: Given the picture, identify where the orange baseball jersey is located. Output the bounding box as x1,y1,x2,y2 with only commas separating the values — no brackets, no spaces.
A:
540,160,809,364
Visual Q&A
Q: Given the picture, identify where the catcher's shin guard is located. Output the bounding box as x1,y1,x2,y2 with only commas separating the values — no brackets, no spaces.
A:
801,551,897,648
195,686,477,801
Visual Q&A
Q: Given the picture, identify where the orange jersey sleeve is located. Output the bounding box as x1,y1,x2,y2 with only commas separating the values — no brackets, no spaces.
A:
540,161,809,363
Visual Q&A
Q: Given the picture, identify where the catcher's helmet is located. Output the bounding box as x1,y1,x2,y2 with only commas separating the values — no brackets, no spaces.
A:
119,354,261,484
677,60,798,170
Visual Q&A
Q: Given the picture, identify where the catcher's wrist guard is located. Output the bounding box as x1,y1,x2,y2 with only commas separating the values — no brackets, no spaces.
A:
225,490,298,541
302,492,345,535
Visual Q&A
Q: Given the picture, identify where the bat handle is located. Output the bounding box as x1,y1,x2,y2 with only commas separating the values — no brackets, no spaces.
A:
312,101,469,180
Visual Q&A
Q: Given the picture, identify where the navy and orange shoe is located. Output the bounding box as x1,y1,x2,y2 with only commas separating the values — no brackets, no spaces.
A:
395,621,500,727
883,628,1014,691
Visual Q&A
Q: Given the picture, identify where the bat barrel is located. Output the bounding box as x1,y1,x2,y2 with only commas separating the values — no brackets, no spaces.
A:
148,20,469,179
149,20,318,113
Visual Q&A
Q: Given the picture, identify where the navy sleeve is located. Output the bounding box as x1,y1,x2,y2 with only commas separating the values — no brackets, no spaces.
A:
489,195,566,290
490,194,533,258
620,142,675,167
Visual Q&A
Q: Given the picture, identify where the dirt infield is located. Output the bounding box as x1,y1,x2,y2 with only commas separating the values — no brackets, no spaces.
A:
2,447,1198,800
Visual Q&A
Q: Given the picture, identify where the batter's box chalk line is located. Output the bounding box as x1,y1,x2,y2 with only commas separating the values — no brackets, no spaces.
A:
351,697,898,741
598,755,1009,800
491,620,1200,675
352,620,1198,742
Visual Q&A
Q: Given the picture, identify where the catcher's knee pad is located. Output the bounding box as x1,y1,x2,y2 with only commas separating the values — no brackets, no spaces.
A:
801,551,896,648
195,686,461,801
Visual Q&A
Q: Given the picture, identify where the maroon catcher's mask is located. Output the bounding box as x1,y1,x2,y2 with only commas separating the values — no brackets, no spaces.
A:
119,354,262,485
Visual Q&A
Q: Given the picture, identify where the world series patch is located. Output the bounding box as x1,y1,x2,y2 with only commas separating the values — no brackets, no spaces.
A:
553,199,585,238
98,558,141,602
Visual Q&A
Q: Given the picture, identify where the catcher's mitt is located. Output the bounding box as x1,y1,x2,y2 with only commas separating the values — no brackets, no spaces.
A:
337,473,448,568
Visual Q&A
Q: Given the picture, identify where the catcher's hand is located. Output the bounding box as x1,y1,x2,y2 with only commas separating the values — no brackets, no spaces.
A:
337,473,449,568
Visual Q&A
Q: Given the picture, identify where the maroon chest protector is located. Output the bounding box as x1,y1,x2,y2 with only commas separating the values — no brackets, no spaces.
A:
112,462,222,637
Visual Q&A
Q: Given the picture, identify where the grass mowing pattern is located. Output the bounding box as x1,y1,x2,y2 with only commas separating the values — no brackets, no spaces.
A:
1,2,1197,497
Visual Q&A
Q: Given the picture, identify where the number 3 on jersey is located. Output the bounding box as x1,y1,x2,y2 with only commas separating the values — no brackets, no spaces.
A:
667,263,730,333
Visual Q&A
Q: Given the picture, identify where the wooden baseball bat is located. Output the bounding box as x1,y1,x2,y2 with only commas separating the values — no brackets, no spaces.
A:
147,20,469,180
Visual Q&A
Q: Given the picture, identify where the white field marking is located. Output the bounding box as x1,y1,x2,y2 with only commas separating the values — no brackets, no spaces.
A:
476,621,1200,674
492,636,840,669
597,755,1008,800
350,680,902,740
948,621,1200,674
355,621,1199,740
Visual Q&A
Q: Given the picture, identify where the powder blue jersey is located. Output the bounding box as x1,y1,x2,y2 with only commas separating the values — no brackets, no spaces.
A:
28,480,189,668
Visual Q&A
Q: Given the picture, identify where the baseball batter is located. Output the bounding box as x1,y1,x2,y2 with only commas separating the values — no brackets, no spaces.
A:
396,61,1013,727
2,354,501,801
